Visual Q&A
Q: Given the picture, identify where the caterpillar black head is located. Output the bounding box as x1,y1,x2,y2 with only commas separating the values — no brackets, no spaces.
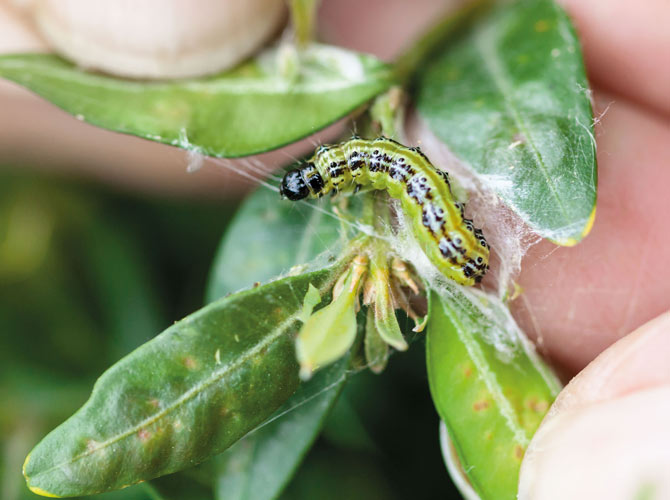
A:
280,169,309,201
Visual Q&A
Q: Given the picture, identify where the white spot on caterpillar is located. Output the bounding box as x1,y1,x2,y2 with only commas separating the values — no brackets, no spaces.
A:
423,204,445,233
407,176,430,203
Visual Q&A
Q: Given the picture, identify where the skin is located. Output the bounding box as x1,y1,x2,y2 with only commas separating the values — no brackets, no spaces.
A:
2,0,669,497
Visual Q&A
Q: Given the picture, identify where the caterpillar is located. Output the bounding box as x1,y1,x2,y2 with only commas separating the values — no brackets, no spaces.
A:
280,137,489,286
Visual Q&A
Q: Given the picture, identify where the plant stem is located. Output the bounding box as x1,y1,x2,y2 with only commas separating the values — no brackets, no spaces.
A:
362,193,376,228
369,87,405,140
374,191,392,232
290,0,321,47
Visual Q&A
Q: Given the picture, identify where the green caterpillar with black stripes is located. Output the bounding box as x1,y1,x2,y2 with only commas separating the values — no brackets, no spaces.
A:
280,137,489,285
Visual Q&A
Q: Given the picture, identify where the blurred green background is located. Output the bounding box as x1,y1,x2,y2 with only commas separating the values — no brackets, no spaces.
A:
0,168,459,500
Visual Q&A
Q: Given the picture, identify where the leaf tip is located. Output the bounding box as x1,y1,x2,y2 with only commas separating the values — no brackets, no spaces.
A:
299,283,322,322
299,363,314,381
24,453,61,498
22,452,31,477
25,477,61,499
581,205,597,239
552,205,597,247
27,485,61,498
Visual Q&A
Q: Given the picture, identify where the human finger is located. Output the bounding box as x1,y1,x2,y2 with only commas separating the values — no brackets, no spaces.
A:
518,312,670,499
0,0,326,196
24,0,286,79
557,0,670,117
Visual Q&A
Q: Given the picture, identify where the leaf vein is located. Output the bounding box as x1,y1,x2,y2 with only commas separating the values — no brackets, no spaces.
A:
28,280,333,480
472,19,572,226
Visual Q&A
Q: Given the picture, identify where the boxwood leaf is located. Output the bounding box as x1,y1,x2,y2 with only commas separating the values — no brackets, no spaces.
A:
364,307,388,374
0,44,392,158
414,0,597,245
207,187,342,300
214,355,348,500
426,286,561,500
144,465,215,500
207,185,351,500
23,267,339,498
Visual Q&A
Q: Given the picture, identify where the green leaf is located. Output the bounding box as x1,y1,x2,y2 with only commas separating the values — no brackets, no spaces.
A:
371,280,408,353
414,0,597,245
364,308,388,374
207,188,342,300
144,464,215,500
215,355,348,500
296,270,358,380
23,268,339,498
299,284,322,323
204,185,350,500
426,287,561,500
0,45,392,158
438,422,480,500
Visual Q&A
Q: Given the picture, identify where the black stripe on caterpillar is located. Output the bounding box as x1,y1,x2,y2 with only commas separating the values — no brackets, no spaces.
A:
280,137,489,285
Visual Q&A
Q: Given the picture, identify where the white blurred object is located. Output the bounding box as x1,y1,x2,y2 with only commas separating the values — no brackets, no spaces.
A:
26,0,286,78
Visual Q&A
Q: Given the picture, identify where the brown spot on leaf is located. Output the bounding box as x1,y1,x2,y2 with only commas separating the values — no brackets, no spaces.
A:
183,356,197,370
526,397,550,413
473,399,490,412
148,398,160,409
463,365,472,378
137,429,151,442
514,445,525,460
534,20,550,32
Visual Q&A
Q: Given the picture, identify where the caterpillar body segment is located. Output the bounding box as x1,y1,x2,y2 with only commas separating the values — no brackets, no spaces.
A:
280,137,489,286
